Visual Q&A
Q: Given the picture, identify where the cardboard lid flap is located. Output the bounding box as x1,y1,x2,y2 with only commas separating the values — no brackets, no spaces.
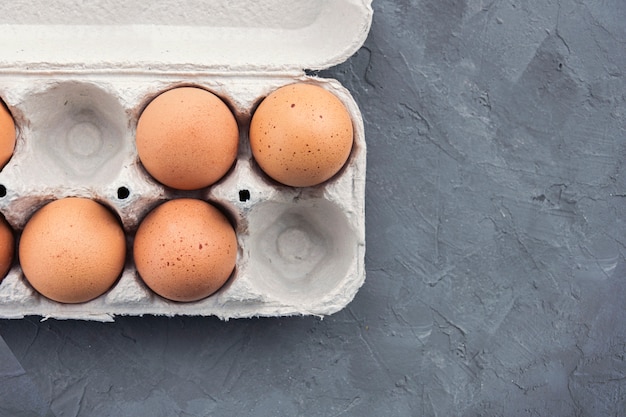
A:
0,0,373,72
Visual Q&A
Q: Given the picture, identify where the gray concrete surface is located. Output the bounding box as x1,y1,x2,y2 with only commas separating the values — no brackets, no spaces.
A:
2,0,626,415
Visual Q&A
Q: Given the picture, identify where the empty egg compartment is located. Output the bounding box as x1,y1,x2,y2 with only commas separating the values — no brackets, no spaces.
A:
0,77,165,231
0,73,365,320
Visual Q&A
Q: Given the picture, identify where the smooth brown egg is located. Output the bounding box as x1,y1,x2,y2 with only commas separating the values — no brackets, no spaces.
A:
136,87,239,190
133,198,237,302
0,100,16,170
249,83,354,187
19,197,126,303
0,214,14,281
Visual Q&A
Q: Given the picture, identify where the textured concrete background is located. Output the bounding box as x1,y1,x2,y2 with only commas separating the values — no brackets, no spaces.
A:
2,0,626,415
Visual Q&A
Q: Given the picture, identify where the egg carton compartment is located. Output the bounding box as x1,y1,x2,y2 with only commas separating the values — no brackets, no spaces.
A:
0,73,366,321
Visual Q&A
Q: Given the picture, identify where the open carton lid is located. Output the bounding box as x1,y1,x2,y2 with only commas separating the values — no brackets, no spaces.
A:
0,0,373,74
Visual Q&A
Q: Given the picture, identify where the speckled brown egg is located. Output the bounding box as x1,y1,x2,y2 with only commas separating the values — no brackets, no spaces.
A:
136,86,239,190
249,83,353,187
0,214,14,281
133,198,237,302
0,100,16,170
19,197,126,303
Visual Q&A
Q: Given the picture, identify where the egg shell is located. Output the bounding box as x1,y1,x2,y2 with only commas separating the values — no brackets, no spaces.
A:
18,197,126,304
250,83,354,187
133,198,237,302
136,87,239,190
0,215,14,281
0,100,16,170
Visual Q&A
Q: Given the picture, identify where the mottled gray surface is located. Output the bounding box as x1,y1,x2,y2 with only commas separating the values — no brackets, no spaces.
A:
2,0,626,416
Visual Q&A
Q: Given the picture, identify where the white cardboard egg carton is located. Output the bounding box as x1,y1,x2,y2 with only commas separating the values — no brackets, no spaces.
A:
0,0,371,321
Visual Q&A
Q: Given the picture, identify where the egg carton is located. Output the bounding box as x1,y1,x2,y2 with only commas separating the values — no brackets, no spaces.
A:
0,0,371,321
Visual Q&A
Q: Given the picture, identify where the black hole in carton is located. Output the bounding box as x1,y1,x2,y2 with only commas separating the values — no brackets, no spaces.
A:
239,189,250,202
0,185,6,198
117,186,130,200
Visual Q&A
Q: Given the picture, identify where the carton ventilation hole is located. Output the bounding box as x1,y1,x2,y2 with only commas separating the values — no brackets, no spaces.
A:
117,186,130,200
239,189,250,202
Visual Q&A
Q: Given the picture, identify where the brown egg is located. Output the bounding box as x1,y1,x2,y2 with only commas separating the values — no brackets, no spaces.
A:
0,214,14,281
136,87,239,190
19,197,126,303
133,198,237,302
250,83,353,187
0,100,16,170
